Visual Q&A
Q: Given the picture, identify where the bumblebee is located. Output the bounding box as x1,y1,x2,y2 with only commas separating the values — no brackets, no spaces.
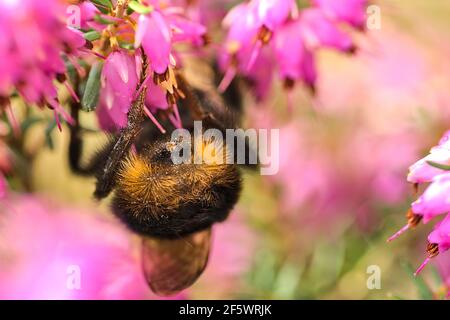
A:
69,58,253,295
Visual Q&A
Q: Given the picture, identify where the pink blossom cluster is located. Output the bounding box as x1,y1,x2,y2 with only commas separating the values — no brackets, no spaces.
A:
0,195,149,299
0,0,370,133
92,0,208,132
389,130,450,275
0,0,85,125
79,0,370,131
0,194,192,299
219,0,368,99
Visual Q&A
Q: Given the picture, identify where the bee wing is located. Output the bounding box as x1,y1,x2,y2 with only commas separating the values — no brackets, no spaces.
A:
141,229,212,296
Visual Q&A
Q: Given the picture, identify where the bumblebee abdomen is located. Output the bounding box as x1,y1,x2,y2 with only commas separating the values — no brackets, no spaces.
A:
112,153,242,239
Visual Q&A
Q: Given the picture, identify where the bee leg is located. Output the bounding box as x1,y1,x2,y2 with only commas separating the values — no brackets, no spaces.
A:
93,81,148,199
68,100,82,172
68,92,101,175
93,52,150,199
93,125,141,199
66,68,84,175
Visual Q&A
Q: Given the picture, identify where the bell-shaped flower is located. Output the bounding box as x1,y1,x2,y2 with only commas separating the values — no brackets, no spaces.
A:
135,11,172,74
169,15,207,46
272,19,317,91
97,50,139,129
146,80,169,113
251,0,295,31
408,130,450,184
412,173,450,223
313,0,368,29
415,214,450,276
300,8,355,53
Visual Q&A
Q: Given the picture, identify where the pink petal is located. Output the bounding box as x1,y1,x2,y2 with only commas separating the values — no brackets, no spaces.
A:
272,19,317,87
146,80,169,112
169,15,207,46
428,214,450,252
301,8,355,52
412,173,450,223
136,12,172,74
313,0,368,29
253,0,294,30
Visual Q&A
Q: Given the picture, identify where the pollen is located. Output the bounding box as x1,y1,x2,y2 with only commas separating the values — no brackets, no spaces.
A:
226,40,241,54
426,242,439,258
258,25,272,44
193,136,229,165
406,209,422,228
118,154,152,185
116,153,180,210
117,154,154,199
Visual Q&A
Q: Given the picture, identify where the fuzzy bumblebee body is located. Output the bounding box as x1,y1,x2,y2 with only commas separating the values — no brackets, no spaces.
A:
69,58,249,295
113,135,242,238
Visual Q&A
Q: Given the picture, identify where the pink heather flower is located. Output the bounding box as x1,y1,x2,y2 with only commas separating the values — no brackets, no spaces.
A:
387,172,450,243
135,11,172,74
96,100,118,132
134,4,209,73
244,47,275,102
96,50,172,131
78,1,101,30
435,131,450,151
428,214,450,253
251,0,295,31
408,130,450,184
220,0,361,95
389,130,450,275
222,2,259,58
0,0,85,123
313,0,368,29
0,195,152,299
300,8,355,53
272,19,317,91
415,214,450,276
218,2,260,91
98,50,139,129
411,173,450,223
245,0,297,75
169,15,207,46
146,80,169,113
172,0,234,27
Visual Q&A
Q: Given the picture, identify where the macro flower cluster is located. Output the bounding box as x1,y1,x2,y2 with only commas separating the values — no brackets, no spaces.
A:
0,195,151,299
0,0,85,127
219,0,367,100
0,0,369,134
88,0,209,132
0,0,370,194
389,130,450,275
